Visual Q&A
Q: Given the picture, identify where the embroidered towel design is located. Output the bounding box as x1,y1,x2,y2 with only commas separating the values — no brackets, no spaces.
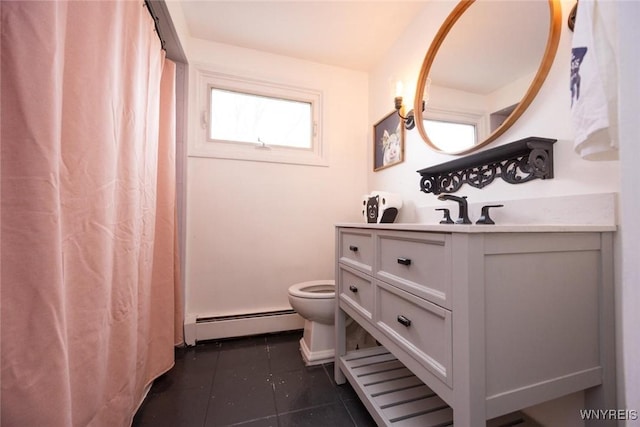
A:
570,47,587,106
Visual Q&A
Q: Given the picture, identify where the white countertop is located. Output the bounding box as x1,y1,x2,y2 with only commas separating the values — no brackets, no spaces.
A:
335,222,617,233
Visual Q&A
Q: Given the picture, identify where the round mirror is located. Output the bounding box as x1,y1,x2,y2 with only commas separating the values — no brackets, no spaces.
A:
414,0,562,155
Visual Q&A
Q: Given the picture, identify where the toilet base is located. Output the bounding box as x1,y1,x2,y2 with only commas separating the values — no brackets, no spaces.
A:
299,320,335,366
299,338,334,366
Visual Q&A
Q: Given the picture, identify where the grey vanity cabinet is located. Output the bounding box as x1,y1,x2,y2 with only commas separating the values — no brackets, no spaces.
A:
334,225,616,427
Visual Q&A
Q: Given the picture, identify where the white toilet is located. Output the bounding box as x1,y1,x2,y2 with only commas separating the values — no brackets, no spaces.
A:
287,280,335,366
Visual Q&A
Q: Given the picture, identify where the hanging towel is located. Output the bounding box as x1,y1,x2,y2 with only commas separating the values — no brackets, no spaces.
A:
570,0,618,160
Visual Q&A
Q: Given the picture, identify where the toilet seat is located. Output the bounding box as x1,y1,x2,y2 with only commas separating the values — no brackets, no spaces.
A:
288,280,335,299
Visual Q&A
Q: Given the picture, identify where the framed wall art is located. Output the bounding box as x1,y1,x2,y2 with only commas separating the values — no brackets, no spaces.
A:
373,110,405,171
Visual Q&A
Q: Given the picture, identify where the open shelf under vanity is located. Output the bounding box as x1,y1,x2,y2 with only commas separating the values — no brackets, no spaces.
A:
339,345,538,426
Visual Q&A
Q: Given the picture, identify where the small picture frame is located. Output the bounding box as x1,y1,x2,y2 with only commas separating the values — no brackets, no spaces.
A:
373,110,405,171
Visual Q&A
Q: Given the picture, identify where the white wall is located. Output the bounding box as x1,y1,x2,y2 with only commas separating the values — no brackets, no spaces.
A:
184,38,368,319
368,0,624,425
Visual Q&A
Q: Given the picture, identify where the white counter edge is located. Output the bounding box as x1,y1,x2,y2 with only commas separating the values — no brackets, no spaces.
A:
335,223,617,233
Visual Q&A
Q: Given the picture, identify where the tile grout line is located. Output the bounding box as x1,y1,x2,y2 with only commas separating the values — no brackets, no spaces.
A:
276,401,347,417
323,363,360,427
266,335,283,427
201,343,221,427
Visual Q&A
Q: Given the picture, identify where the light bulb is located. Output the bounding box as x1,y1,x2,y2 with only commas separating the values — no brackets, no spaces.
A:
395,80,404,98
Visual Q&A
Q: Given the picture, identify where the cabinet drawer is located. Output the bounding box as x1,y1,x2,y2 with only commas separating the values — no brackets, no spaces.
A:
338,229,374,273
376,281,452,387
376,231,452,309
339,266,374,320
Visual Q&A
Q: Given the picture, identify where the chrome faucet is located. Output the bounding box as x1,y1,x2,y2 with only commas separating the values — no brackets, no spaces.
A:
437,194,471,224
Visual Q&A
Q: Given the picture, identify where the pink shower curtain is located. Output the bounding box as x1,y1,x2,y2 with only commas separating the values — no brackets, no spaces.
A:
1,1,183,426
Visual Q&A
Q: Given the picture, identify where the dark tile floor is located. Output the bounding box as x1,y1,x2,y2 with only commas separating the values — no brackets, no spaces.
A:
133,330,377,427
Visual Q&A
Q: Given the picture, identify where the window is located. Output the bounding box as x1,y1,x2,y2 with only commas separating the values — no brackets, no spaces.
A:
423,106,487,152
424,119,477,152
209,88,312,149
192,68,325,166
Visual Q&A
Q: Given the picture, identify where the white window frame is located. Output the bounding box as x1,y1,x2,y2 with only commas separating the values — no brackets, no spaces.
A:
191,67,326,167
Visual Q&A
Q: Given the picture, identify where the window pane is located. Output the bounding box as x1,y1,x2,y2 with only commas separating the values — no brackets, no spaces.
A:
209,88,312,149
424,119,476,151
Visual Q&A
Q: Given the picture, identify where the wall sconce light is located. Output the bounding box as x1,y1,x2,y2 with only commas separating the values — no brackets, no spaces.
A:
394,96,415,130
393,80,424,130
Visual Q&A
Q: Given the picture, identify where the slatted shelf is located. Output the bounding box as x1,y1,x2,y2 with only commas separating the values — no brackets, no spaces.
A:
339,346,540,427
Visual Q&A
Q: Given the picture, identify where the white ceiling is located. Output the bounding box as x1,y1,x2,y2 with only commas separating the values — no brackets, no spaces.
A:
178,1,550,94
179,1,428,71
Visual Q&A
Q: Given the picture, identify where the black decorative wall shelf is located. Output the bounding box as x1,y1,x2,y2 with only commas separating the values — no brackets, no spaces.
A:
417,137,556,195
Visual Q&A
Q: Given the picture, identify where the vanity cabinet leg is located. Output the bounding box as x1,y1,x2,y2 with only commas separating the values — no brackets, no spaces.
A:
334,307,347,385
452,233,487,427
584,232,616,426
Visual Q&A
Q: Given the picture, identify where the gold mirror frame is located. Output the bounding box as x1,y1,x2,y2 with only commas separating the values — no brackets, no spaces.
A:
414,0,562,155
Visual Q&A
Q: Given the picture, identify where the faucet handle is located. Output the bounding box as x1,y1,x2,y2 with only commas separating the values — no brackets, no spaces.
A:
435,208,454,224
476,204,504,225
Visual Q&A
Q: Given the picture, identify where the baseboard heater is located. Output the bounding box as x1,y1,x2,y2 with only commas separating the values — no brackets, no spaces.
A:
190,309,305,344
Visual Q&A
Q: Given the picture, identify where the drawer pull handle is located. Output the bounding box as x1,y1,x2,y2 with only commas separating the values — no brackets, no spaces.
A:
397,315,412,327
349,245,358,252
397,257,412,266
349,285,358,293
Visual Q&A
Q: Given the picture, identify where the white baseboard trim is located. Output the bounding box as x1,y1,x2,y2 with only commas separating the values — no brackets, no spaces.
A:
184,314,197,346
189,311,304,344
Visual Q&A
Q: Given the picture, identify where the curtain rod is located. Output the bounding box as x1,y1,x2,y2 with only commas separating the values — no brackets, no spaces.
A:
143,0,167,51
